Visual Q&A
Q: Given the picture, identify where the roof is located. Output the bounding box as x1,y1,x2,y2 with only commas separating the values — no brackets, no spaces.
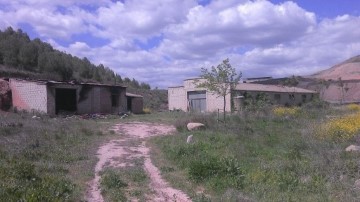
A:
126,93,143,98
168,85,184,88
10,78,126,88
235,83,317,94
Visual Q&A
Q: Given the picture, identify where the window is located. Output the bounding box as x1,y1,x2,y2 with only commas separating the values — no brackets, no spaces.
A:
274,94,281,101
302,94,307,102
289,94,295,100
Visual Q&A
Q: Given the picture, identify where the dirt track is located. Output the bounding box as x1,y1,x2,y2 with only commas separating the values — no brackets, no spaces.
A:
86,122,191,202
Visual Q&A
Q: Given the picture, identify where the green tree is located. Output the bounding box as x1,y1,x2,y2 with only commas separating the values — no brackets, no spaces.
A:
195,58,242,120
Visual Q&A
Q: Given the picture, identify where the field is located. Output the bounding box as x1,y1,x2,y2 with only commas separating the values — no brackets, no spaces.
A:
2,103,360,201
149,104,360,201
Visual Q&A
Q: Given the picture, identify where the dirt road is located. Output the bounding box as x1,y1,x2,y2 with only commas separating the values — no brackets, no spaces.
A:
86,122,191,202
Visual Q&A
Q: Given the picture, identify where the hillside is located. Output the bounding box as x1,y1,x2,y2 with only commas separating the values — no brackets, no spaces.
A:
0,27,150,89
311,55,360,80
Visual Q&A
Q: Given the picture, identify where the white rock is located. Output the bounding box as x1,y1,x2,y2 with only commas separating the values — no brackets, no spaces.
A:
186,135,193,144
345,145,360,152
187,122,205,131
355,179,360,189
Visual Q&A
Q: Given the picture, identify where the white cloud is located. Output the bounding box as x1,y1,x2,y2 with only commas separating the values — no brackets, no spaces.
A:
1,0,360,88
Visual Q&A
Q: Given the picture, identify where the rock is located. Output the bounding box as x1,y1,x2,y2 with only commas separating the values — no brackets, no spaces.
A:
187,122,205,131
355,179,360,189
345,145,360,152
186,135,193,144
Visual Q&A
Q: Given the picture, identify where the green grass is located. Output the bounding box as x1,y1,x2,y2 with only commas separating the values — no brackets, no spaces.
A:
149,106,360,201
0,111,121,201
100,164,149,202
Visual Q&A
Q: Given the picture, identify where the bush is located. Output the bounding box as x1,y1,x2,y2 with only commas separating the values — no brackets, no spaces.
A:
317,112,360,141
273,106,300,117
143,107,151,114
346,104,360,111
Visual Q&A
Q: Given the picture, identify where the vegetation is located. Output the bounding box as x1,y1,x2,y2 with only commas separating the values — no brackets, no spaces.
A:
150,104,360,201
0,27,150,89
4,95,360,201
100,166,149,201
0,111,118,201
195,59,241,120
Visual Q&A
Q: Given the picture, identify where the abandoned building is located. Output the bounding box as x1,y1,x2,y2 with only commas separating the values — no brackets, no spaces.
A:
168,78,317,112
9,78,143,115
126,93,144,114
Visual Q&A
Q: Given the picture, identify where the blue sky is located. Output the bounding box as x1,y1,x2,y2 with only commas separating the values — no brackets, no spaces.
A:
0,0,359,88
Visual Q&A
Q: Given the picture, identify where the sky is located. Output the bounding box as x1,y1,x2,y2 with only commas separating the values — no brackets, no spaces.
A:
0,0,359,88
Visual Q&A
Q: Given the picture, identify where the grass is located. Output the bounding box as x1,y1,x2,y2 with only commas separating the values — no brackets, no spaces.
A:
0,111,121,201
149,105,360,201
100,163,149,201
4,103,360,201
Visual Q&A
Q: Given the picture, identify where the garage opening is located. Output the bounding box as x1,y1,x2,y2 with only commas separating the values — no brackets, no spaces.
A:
127,97,132,111
55,88,77,114
188,91,206,112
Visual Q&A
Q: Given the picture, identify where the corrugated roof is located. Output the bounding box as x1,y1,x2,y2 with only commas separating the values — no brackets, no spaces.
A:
235,83,317,93
126,93,143,98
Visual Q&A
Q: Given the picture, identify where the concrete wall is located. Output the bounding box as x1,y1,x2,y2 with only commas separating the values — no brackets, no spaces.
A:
129,97,143,114
234,90,315,106
10,79,48,113
168,87,187,111
10,79,127,115
168,79,231,112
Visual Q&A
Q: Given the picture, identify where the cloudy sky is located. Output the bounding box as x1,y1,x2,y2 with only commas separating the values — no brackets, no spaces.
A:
0,0,359,88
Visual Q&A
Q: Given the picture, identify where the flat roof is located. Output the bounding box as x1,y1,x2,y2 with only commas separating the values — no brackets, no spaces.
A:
168,85,184,88
10,78,126,88
126,93,143,98
235,83,317,93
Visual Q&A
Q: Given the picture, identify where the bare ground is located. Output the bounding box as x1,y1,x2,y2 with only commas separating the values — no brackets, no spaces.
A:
86,122,191,202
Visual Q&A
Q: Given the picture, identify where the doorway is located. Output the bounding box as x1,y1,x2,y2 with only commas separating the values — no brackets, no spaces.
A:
55,88,77,114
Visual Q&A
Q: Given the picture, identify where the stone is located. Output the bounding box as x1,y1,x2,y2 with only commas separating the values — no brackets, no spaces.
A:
354,179,360,189
345,145,360,152
187,122,205,131
186,135,193,144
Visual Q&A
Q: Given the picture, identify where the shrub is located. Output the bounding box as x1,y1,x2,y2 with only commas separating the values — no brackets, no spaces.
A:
317,112,360,140
346,104,360,111
273,106,300,117
143,107,151,114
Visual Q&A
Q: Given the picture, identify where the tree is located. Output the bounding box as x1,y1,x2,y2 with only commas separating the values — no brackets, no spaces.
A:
195,58,242,121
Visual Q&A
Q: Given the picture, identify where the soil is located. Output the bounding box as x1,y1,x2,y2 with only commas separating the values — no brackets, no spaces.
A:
86,122,191,202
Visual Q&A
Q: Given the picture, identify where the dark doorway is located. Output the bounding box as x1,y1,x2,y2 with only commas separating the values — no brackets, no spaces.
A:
127,97,132,111
55,88,77,114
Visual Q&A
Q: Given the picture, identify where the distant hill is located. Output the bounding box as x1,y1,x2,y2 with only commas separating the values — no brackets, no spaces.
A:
0,27,150,90
311,55,360,81
250,55,360,104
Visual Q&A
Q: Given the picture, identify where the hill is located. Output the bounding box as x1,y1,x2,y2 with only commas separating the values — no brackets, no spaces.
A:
0,27,150,89
311,55,360,80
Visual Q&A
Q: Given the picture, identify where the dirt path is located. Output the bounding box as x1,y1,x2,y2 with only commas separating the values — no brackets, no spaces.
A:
86,122,191,202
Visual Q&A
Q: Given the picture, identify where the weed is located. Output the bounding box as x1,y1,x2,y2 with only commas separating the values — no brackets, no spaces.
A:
150,106,360,201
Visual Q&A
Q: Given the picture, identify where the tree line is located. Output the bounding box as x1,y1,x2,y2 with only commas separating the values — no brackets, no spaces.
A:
0,27,150,90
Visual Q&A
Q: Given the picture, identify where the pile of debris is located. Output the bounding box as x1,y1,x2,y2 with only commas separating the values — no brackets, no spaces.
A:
0,79,11,111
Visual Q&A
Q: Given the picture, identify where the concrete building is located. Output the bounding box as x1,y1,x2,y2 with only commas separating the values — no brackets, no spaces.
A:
168,78,317,112
126,93,144,114
9,78,144,115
